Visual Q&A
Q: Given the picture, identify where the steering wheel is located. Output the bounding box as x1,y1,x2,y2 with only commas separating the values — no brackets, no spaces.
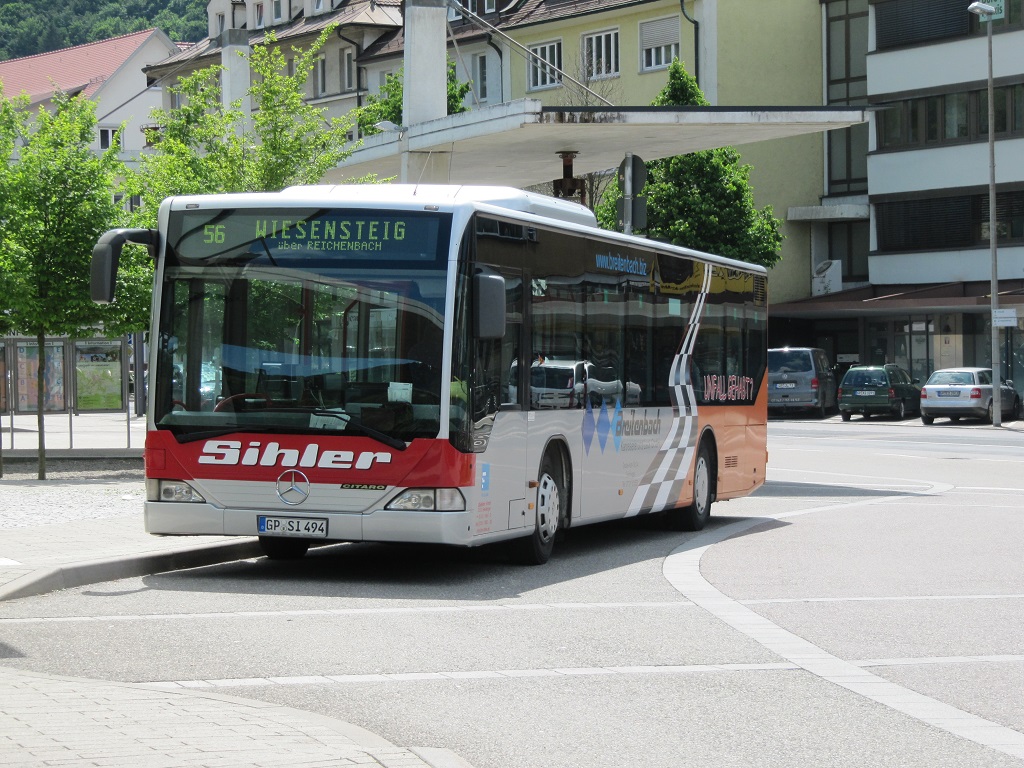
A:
213,392,273,412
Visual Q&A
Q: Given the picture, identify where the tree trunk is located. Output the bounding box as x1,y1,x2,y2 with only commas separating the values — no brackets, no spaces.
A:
36,331,47,480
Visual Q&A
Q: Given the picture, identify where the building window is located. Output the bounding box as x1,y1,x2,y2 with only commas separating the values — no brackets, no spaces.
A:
216,13,226,33
255,3,264,28
825,0,867,195
582,30,619,80
473,53,488,101
875,84,1023,150
342,49,356,92
875,190,1024,253
315,56,327,97
828,221,869,281
448,1,463,21
314,0,323,10
874,0,970,50
639,17,679,72
98,127,120,151
529,41,561,91
484,0,496,11
273,0,283,21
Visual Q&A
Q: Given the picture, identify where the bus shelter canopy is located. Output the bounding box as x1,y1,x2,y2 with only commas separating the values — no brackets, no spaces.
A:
327,100,866,188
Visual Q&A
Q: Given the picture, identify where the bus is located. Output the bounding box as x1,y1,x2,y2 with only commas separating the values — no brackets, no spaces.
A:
92,185,768,565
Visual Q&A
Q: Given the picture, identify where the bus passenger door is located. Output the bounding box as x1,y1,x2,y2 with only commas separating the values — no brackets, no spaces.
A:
471,266,529,535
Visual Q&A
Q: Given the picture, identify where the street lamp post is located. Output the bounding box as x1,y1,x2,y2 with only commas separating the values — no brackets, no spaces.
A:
968,1,1000,426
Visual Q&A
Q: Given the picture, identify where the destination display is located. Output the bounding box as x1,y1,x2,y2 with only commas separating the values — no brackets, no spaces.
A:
168,208,447,265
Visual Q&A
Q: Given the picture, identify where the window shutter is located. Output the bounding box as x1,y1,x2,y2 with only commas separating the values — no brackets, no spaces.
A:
641,17,678,49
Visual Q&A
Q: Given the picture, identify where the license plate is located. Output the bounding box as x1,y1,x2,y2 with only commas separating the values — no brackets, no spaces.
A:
257,515,328,538
854,390,875,396
938,390,960,397
775,382,796,389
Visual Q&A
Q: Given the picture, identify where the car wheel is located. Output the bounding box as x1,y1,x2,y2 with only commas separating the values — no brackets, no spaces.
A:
510,452,565,565
895,400,907,420
949,416,961,423
1012,398,1022,422
841,412,851,422
817,400,827,419
665,442,713,532
921,415,934,425
259,536,310,561
987,402,994,424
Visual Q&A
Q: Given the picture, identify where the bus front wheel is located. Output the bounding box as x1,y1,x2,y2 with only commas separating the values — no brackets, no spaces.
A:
510,453,565,565
666,442,713,532
259,536,310,561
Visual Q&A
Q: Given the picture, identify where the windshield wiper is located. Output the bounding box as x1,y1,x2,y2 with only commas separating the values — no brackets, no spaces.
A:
300,408,408,451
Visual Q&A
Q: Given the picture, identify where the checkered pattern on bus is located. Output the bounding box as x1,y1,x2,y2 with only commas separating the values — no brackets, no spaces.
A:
626,264,711,516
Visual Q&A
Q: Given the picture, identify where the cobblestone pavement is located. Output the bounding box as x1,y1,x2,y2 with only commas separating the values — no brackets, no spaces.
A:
0,455,472,768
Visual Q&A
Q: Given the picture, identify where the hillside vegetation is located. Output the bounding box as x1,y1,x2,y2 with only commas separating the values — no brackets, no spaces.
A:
0,0,206,61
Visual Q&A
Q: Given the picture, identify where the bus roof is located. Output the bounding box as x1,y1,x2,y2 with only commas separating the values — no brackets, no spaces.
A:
163,184,766,276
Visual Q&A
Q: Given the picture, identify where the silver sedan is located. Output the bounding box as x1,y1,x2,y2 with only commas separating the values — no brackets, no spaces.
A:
919,367,1021,424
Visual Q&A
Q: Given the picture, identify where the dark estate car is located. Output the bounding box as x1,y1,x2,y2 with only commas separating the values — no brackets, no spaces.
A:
838,364,921,421
919,367,1021,424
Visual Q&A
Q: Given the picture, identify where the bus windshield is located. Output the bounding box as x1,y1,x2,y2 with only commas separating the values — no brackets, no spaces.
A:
153,207,452,444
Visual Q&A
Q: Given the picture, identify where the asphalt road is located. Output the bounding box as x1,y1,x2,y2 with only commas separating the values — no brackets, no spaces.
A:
2,415,1023,768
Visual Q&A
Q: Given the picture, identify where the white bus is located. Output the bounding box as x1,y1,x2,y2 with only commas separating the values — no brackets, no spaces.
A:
92,185,768,564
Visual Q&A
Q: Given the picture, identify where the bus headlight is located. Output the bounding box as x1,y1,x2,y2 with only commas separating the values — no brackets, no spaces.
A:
385,489,466,511
147,479,206,503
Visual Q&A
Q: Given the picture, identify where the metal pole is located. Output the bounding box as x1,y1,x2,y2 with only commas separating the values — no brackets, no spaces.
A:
624,152,634,236
985,16,1000,426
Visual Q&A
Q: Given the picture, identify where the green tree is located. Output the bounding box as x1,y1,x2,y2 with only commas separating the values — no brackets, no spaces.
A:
596,60,783,268
0,90,127,478
352,59,472,136
125,26,364,226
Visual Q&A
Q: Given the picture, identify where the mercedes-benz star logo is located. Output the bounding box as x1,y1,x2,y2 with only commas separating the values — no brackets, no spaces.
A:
276,470,311,506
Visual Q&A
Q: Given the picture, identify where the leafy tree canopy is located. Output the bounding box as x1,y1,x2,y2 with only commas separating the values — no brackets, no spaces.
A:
596,60,783,269
352,59,472,136
124,26,368,227
0,0,207,61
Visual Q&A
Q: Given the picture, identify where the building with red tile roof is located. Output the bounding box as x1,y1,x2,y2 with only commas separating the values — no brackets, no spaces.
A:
0,29,182,168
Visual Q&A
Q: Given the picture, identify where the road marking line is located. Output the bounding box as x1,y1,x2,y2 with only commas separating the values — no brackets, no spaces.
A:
742,594,1024,605
0,601,698,624
142,656,1024,690
664,494,1024,761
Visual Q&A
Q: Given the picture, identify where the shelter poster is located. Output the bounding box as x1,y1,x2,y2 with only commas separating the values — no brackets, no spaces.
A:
75,341,124,411
17,343,66,412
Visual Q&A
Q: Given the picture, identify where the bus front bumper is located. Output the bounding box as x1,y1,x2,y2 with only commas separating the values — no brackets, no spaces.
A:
144,502,482,547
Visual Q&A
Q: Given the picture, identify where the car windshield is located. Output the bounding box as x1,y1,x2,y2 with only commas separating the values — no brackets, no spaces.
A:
927,371,975,386
843,369,886,387
153,207,452,444
768,350,812,374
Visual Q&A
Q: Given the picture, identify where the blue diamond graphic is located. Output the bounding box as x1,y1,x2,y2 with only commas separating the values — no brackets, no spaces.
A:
612,400,623,452
582,399,595,454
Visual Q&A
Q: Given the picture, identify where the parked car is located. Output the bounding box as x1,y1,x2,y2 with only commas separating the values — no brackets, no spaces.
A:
838,364,921,420
767,347,837,418
919,367,1021,424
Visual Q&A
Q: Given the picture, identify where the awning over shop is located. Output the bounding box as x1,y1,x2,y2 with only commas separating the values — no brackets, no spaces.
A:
771,281,1024,319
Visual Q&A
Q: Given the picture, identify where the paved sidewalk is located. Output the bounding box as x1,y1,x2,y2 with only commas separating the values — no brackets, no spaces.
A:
0,413,474,768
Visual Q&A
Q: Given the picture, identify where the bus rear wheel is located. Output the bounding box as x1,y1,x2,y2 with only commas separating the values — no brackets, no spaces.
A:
510,453,565,565
665,442,713,532
259,536,310,560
